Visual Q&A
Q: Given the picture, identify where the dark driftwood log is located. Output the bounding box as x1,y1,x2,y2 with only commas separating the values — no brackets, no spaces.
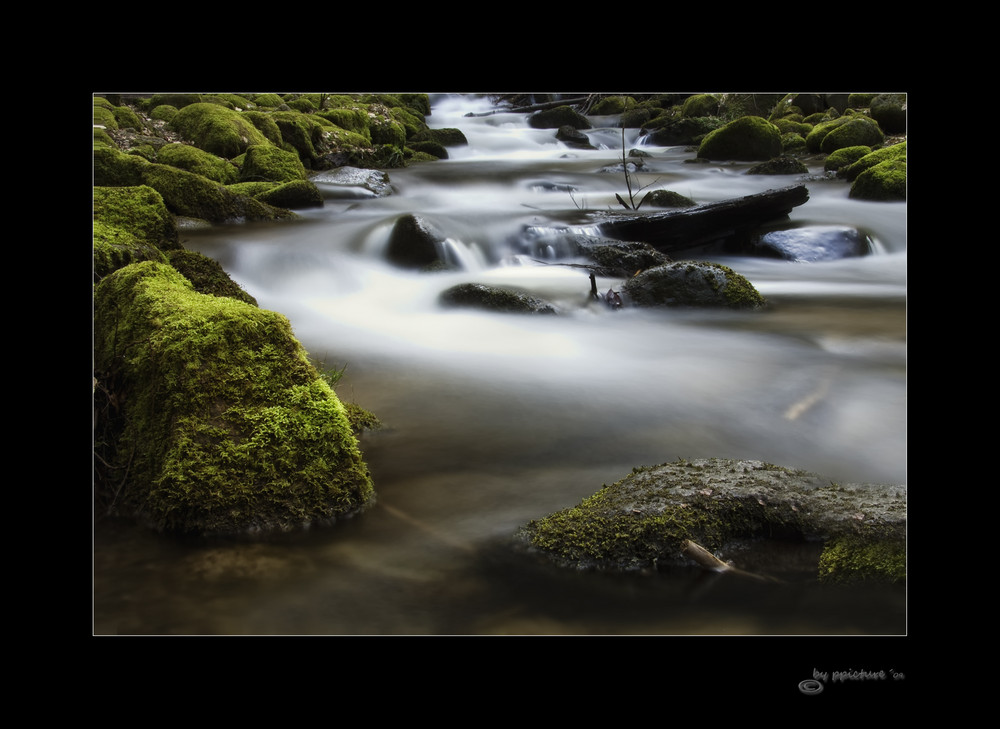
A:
596,184,810,255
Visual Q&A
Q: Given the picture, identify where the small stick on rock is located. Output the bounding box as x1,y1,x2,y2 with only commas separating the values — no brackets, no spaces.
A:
682,539,783,583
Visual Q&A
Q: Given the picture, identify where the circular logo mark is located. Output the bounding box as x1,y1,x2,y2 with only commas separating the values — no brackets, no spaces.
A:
798,679,824,695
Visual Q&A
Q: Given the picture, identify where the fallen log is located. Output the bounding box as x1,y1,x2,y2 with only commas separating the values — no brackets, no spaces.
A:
595,184,810,256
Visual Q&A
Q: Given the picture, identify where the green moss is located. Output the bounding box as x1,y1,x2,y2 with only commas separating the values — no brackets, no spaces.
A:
113,105,144,131
825,145,872,173
94,185,179,250
140,163,295,224
93,220,169,281
849,158,906,201
681,93,720,117
158,143,240,184
166,249,258,305
254,179,323,209
150,105,178,123
169,102,272,159
696,116,783,161
818,534,906,584
94,146,150,186
94,105,118,130
840,141,906,181
93,261,375,536
239,144,307,183
94,127,116,149
240,111,284,146
820,116,884,154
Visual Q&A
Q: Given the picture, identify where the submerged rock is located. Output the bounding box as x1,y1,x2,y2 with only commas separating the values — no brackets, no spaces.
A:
514,458,905,584
439,283,557,314
753,225,871,262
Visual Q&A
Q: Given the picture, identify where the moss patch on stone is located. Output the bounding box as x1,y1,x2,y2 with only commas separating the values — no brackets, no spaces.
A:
515,458,905,584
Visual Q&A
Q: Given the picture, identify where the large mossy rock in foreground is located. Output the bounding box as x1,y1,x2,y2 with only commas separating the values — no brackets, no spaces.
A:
94,261,374,536
515,458,906,584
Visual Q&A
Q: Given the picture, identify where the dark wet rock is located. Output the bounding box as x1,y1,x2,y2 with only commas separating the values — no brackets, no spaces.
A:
386,214,448,269
753,225,870,262
642,116,722,146
528,105,591,130
556,125,595,149
311,166,393,199
869,93,907,135
623,261,765,309
513,457,905,584
642,190,696,209
439,283,557,314
572,237,671,277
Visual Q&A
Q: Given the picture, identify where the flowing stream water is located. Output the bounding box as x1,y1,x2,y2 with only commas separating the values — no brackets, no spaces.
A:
93,94,907,636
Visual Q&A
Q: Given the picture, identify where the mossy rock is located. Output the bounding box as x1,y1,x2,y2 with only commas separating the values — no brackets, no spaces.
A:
747,156,809,175
623,261,765,309
93,220,169,281
410,127,468,147
140,163,296,224
589,96,635,115
94,146,151,186
169,102,272,159
93,261,375,536
820,116,884,154
254,179,323,209
839,142,906,182
150,105,179,123
158,143,240,185
94,127,117,149
824,145,872,173
439,283,557,314
574,238,671,278
408,140,449,159
697,116,783,161
643,116,723,146
269,111,328,166
239,144,307,183
239,111,284,147
681,93,720,117
514,457,905,584
869,93,906,134
849,158,906,201
166,249,258,305
113,105,145,131
94,105,118,130
528,105,591,130
94,185,179,251
642,190,697,209
316,107,371,138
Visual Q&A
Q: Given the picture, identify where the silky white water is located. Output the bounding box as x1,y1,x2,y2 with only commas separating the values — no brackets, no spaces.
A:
94,94,906,635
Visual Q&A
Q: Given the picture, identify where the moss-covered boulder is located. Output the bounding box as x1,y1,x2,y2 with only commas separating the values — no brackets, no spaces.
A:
93,261,375,536
166,249,258,306
820,116,885,153
642,116,723,146
746,156,809,175
681,93,720,117
869,93,907,135
93,220,169,281
806,114,884,153
839,142,906,181
528,105,592,130
439,283,557,314
697,116,783,161
239,144,308,183
623,261,765,309
642,190,697,209
850,157,907,201
514,458,905,584
169,102,271,159
140,163,295,224
572,237,671,278
158,143,239,185
94,185,179,252
824,145,872,173
252,179,324,209
94,146,150,187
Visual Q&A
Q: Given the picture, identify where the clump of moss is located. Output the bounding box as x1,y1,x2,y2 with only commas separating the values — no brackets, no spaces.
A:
94,261,375,536
94,185,179,251
166,249,258,305
239,144,307,183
